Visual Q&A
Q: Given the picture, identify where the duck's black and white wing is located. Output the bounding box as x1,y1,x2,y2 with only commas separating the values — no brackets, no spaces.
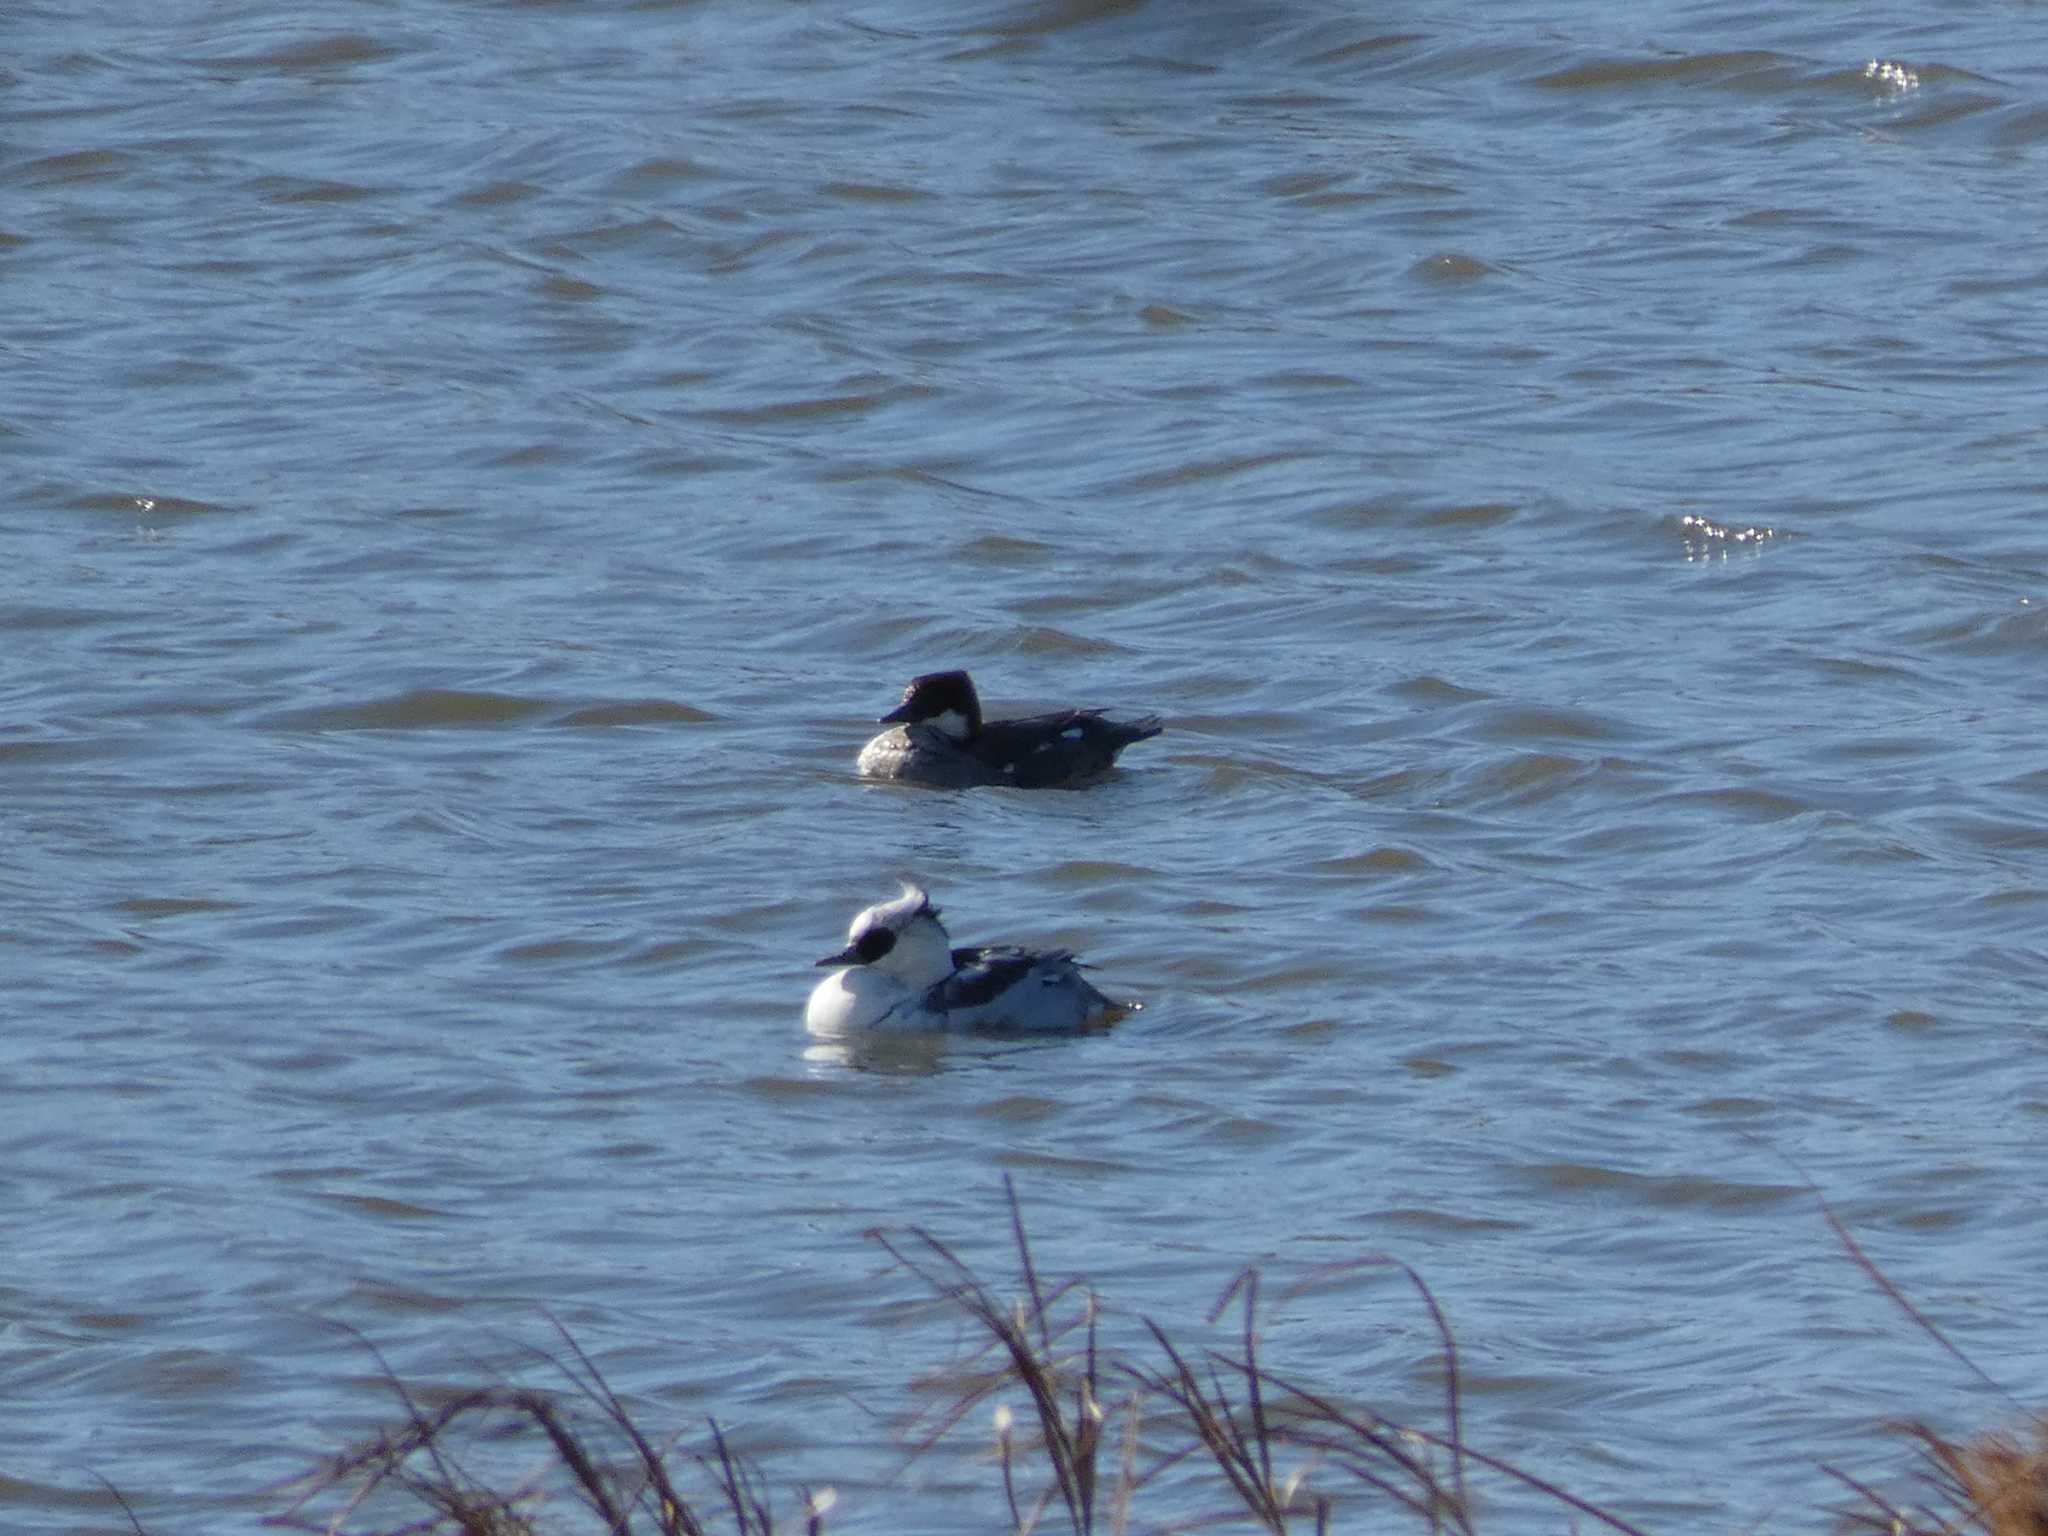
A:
929,944,1116,1032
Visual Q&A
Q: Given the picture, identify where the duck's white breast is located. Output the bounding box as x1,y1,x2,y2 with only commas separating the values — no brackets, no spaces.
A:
804,967,919,1034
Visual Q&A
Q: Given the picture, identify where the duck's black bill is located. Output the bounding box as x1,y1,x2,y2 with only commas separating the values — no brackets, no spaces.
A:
816,945,860,967
877,703,914,725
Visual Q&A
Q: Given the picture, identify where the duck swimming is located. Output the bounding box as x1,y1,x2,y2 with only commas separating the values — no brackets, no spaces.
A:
856,669,1161,788
804,885,1128,1034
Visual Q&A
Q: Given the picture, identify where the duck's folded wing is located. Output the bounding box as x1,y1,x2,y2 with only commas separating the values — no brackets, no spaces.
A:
932,945,1070,1012
973,710,1162,787
969,710,1093,762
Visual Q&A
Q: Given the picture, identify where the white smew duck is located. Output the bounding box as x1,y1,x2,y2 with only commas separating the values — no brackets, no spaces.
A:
805,885,1127,1034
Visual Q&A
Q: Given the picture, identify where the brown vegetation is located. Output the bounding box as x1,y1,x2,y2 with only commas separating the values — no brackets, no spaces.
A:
1836,1421,2048,1536
202,1181,2028,1536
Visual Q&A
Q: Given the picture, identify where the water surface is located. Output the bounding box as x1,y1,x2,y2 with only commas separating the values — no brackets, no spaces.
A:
6,1,2047,1531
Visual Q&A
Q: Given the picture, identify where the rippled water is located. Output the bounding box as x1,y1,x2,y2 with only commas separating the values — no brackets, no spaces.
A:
7,1,2048,1531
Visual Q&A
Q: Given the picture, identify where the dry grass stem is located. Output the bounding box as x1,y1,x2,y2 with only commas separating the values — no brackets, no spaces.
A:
267,1330,809,1536
871,1184,1649,1536
1836,1419,2048,1536
150,1187,2031,1536
867,1176,1118,1536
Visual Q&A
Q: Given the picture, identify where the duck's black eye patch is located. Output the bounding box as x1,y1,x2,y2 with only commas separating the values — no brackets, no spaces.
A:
854,927,897,963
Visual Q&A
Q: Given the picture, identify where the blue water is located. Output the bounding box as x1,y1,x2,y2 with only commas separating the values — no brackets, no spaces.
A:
5,1,2046,1531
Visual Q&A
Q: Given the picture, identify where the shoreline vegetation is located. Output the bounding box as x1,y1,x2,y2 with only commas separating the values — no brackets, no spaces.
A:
126,1182,2039,1536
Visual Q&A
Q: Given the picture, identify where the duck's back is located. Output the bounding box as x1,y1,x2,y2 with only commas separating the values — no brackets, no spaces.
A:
971,709,1163,788
926,944,1115,1032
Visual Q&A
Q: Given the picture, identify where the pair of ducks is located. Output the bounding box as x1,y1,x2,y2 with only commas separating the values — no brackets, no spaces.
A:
806,670,1159,1037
